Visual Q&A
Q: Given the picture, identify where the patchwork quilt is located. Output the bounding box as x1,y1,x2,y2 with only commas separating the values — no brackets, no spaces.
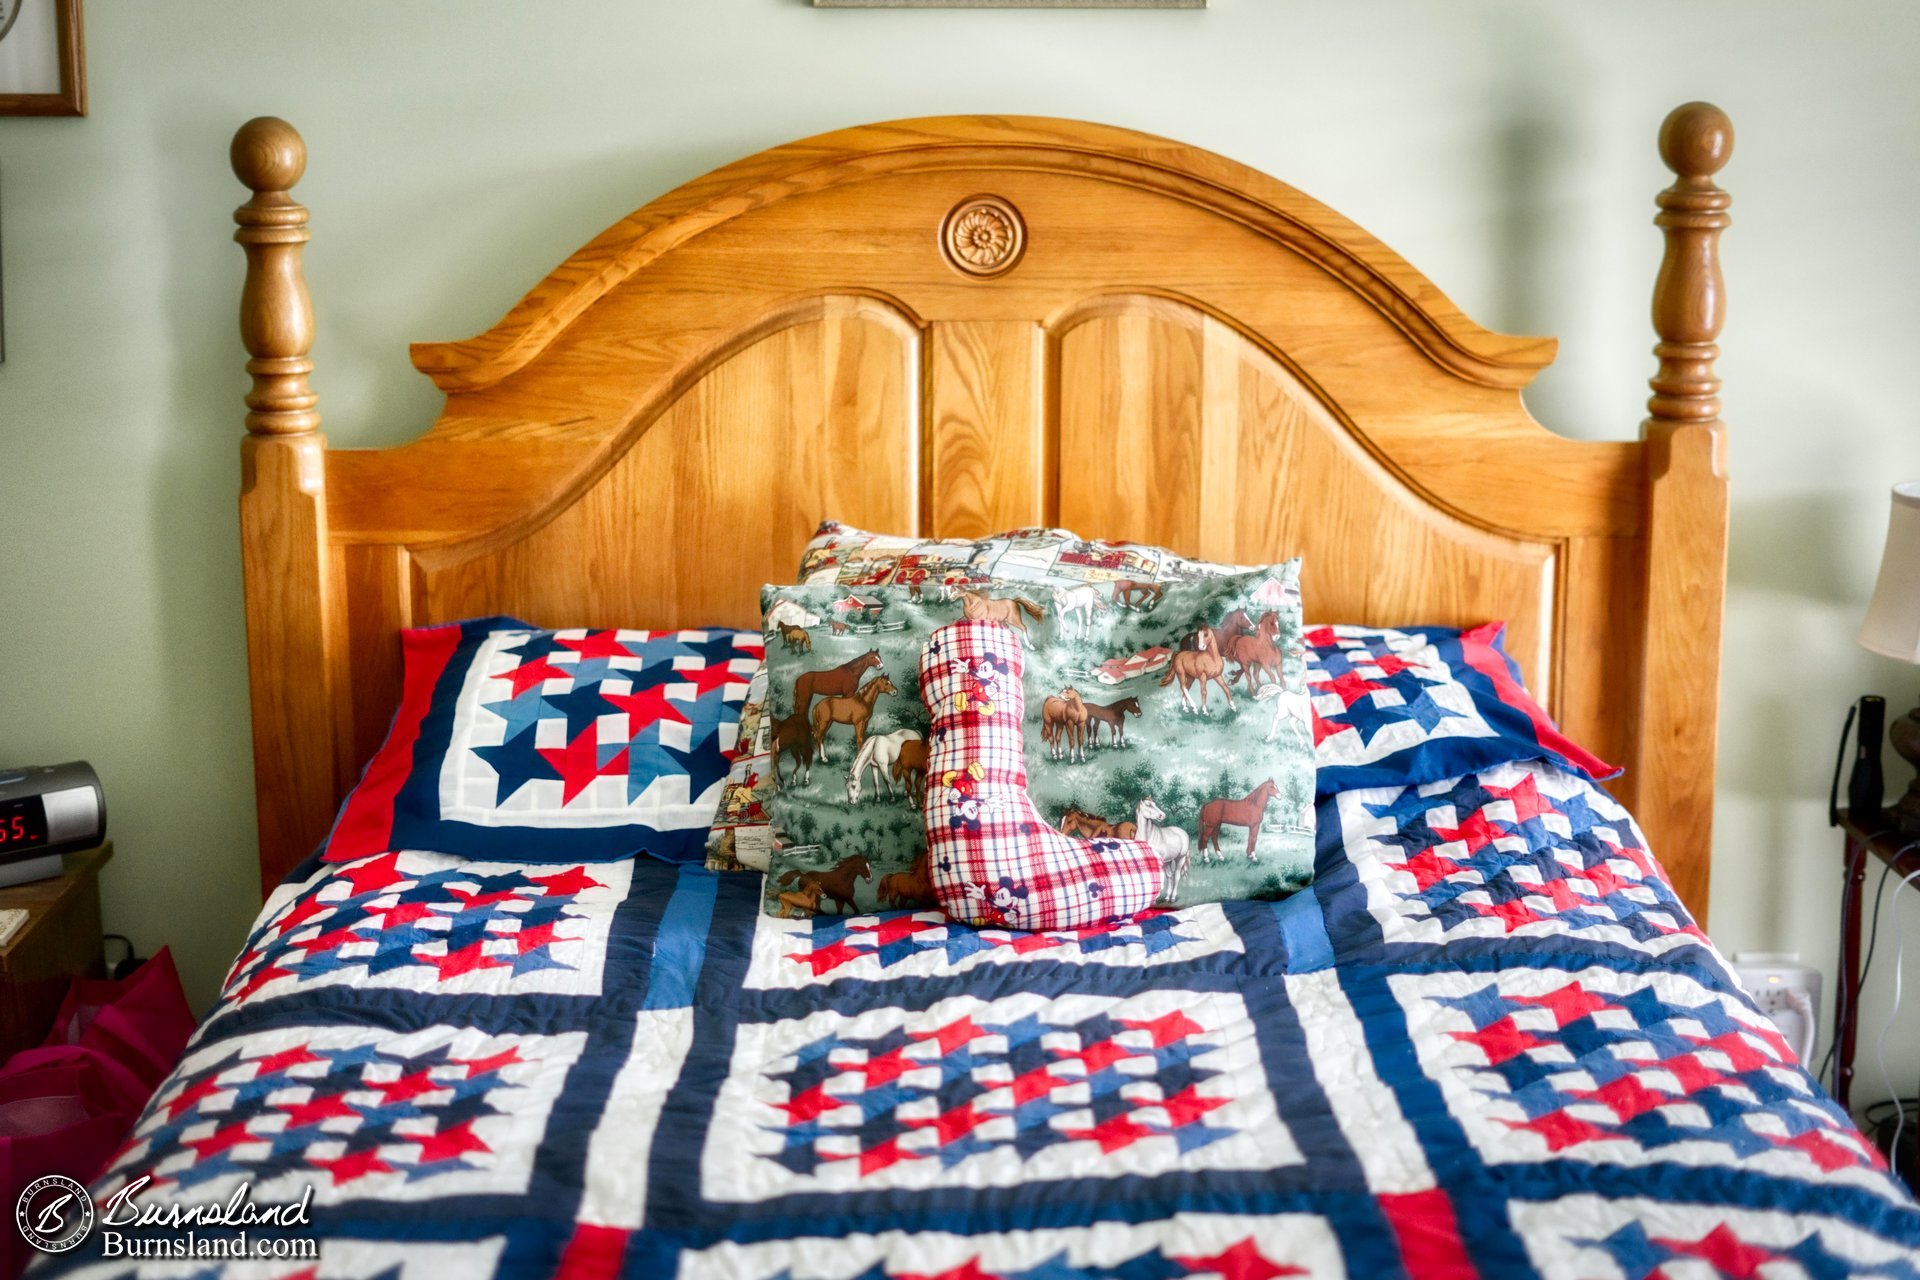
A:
44,762,1920,1278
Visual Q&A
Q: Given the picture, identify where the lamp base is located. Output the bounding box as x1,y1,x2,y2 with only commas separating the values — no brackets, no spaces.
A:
1893,702,1920,838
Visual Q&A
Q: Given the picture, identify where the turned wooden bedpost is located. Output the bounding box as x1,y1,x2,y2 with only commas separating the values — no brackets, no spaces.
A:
1635,102,1733,922
234,119,320,435
234,117,342,895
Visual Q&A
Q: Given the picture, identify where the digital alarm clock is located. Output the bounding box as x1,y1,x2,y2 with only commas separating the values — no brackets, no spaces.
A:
0,762,106,887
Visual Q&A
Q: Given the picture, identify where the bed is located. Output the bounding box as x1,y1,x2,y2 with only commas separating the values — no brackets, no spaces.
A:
45,106,1920,1276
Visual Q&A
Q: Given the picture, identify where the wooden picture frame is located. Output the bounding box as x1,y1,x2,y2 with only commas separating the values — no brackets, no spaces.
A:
0,0,85,118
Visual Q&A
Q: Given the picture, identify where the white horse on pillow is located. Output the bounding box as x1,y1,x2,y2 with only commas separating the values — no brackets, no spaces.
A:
1052,584,1109,641
764,600,822,633
845,728,924,804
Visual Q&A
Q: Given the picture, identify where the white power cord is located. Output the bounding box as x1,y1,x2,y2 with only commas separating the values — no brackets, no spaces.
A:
1872,866,1920,1182
1777,985,1818,1065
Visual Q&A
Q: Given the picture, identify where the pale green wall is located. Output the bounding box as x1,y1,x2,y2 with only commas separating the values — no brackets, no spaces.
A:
2,1,1916,1102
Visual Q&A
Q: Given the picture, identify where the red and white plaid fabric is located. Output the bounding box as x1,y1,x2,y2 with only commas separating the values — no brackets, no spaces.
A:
920,620,1162,931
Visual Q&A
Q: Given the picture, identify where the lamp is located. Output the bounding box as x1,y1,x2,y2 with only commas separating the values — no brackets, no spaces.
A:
1858,480,1920,834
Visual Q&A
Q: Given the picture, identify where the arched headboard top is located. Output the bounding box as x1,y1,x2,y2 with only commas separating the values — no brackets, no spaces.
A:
229,107,1732,922
332,113,1631,569
408,115,1556,396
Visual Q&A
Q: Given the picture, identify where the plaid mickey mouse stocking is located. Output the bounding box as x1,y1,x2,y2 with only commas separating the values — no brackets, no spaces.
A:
920,619,1163,931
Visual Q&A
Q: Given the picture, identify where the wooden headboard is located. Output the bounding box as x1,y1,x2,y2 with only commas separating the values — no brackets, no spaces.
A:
229,107,1734,916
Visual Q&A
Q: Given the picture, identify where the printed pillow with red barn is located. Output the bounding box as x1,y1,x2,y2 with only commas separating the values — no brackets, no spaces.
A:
709,522,1258,872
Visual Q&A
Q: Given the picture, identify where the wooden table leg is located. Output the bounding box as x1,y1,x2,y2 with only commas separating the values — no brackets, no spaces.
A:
1837,834,1867,1110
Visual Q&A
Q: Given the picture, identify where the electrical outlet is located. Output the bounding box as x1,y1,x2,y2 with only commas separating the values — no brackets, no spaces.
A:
1731,952,1822,1064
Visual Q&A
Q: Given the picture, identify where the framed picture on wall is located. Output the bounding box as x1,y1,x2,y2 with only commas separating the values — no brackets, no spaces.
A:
0,0,85,117
815,1,1200,7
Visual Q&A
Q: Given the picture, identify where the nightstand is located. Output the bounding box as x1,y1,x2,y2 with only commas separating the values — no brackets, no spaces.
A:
0,843,111,1060
1835,813,1920,1110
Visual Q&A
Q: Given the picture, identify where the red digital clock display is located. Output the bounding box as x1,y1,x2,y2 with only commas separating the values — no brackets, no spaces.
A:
0,797,49,851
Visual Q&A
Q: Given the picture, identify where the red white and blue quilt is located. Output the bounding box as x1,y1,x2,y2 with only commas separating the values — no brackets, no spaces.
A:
327,619,762,867
44,762,1920,1278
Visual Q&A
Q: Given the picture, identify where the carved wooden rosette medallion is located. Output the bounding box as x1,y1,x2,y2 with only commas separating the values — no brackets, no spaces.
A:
940,195,1026,278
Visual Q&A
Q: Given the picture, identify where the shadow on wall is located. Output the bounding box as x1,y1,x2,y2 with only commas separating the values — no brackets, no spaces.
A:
1728,489,1877,607
1718,471,1913,954
1484,8,1591,437
1482,11,1574,364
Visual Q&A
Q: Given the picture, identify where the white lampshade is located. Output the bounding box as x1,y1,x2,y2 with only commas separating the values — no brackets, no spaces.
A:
1858,481,1920,664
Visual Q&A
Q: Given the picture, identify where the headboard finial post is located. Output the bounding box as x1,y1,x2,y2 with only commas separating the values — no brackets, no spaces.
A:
232,116,339,898
232,116,319,436
1635,101,1734,924
1647,101,1733,425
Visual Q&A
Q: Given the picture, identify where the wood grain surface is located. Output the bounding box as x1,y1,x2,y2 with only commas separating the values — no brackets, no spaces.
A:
232,110,1732,920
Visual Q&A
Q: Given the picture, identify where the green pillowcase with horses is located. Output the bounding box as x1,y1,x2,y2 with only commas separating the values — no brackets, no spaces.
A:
759,562,1316,919
759,583,939,919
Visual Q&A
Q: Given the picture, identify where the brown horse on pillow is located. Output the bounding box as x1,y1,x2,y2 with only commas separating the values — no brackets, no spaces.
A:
1040,687,1091,762
793,650,881,717
1198,779,1281,863
955,589,1045,636
876,851,934,910
1083,695,1142,747
778,853,873,914
811,674,898,763
770,710,814,787
1221,611,1286,696
774,881,822,918
1160,625,1237,714
777,622,812,654
891,737,929,804
1111,580,1165,611
1060,805,1137,841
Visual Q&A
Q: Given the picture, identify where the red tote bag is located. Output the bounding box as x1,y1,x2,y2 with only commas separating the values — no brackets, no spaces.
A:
0,948,194,1277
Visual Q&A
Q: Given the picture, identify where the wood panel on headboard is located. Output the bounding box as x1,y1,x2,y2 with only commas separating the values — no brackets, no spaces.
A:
230,108,1732,918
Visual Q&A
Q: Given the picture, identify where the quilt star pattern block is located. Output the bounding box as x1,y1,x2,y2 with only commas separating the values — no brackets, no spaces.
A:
1392,964,1901,1198
98,1025,586,1206
1305,623,1618,795
221,851,627,1003
743,904,1243,989
1318,759,1713,966
328,618,762,864
703,989,1297,1200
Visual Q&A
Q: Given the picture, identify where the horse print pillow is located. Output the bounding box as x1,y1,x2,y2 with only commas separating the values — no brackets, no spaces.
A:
794,520,1257,596
759,585,937,918
759,560,1318,918
708,523,1254,873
